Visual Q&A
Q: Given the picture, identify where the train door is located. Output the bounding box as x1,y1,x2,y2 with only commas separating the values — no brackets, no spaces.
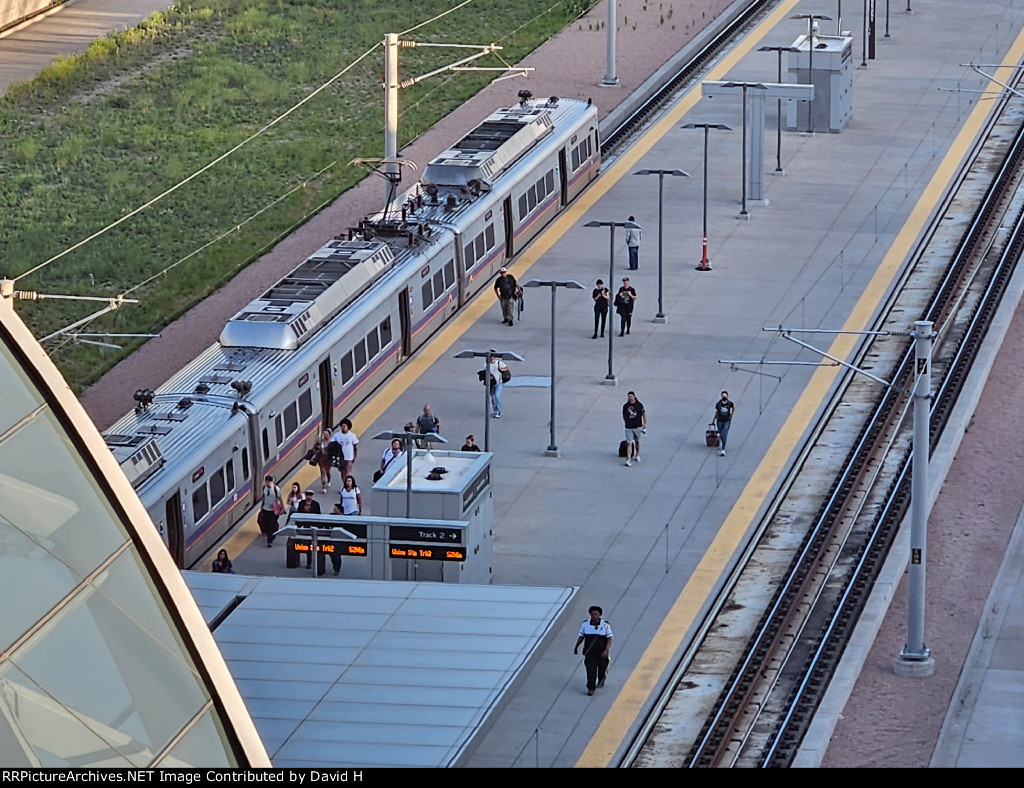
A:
398,287,412,360
559,149,568,206
165,492,184,568
318,358,333,431
503,196,514,258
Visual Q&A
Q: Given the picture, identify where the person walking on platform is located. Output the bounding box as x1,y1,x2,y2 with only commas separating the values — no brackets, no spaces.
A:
614,277,637,336
622,391,647,467
574,605,614,696
257,474,284,547
296,490,321,569
625,216,642,270
416,404,441,447
713,390,735,457
494,266,520,326
592,278,610,338
329,418,359,479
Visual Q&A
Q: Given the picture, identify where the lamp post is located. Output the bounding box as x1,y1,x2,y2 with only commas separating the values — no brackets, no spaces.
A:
885,0,890,38
583,219,641,384
721,82,766,219
523,279,584,457
633,169,688,321
791,13,833,133
371,429,447,518
758,46,800,175
454,349,524,451
861,0,868,67
682,123,731,271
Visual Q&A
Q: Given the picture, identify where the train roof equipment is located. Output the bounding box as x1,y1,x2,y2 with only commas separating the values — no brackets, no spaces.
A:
219,241,395,351
421,96,561,190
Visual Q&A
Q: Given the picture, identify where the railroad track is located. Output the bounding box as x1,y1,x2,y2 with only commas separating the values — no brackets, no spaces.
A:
626,51,1024,769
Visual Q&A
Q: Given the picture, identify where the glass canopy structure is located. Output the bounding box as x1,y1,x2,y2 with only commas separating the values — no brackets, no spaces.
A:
0,297,268,767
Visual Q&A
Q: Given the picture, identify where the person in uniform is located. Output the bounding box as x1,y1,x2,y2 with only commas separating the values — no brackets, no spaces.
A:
574,605,614,695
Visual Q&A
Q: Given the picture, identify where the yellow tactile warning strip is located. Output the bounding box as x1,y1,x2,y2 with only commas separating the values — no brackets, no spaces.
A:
575,7,1024,769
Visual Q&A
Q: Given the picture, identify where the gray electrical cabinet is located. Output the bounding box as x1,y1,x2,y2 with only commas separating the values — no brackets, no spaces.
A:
372,449,493,584
786,33,853,133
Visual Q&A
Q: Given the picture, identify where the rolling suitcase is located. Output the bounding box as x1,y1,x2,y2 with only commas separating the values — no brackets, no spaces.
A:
705,423,720,448
618,440,628,457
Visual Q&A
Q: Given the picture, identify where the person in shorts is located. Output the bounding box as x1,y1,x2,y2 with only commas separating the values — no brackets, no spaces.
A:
621,391,647,467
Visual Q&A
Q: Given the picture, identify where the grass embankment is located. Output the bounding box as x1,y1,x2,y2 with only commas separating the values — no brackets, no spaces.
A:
0,0,597,389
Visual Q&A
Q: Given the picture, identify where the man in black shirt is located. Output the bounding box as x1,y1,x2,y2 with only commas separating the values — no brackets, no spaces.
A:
494,267,519,326
592,278,609,338
621,391,647,467
713,390,735,457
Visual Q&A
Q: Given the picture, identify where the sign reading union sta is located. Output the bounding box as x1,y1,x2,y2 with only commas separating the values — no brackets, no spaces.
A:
389,543,467,562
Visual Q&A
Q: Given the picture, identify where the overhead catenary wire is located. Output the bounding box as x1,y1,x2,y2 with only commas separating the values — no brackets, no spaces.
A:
35,0,573,344
13,43,379,285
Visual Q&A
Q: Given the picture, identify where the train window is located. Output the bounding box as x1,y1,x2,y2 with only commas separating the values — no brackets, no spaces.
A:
572,147,580,170
284,402,298,437
298,389,313,422
421,281,433,308
444,260,455,287
475,233,485,259
464,241,475,268
274,414,283,446
432,270,444,298
485,224,495,249
380,317,392,346
536,176,546,198
546,171,555,193
226,459,235,491
354,338,367,370
192,486,209,523
366,328,379,359
241,448,249,479
518,194,528,220
340,351,354,384
210,468,226,506
527,187,536,212
261,429,269,461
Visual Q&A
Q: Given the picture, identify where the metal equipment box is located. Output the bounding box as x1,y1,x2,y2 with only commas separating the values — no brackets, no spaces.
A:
786,33,853,133
372,448,493,583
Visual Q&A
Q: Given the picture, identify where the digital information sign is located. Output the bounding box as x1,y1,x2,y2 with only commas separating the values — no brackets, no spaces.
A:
389,543,467,562
292,540,367,557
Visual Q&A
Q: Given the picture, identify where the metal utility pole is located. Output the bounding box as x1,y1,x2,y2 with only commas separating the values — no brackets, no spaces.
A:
894,320,937,677
601,0,619,86
378,34,532,215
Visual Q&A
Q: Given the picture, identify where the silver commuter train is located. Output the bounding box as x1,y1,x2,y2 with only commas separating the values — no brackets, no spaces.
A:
103,94,600,567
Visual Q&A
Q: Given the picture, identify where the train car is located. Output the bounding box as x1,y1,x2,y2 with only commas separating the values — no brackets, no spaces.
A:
103,93,600,567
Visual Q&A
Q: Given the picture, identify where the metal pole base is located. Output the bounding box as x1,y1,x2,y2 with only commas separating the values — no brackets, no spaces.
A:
893,653,935,678
544,447,561,458
695,263,712,272
773,167,785,176
600,77,620,87
737,210,751,221
602,375,618,386
653,314,667,324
